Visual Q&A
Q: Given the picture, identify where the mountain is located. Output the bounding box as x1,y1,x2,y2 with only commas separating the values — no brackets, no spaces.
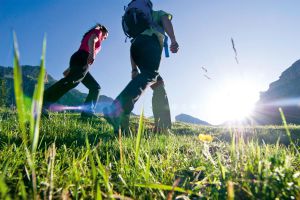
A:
0,65,113,112
252,60,300,124
175,113,211,125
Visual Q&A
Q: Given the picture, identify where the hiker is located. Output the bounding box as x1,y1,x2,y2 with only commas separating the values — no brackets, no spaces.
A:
42,23,108,118
104,0,179,132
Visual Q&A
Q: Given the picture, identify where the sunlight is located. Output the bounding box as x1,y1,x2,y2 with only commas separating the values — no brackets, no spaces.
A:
208,80,260,124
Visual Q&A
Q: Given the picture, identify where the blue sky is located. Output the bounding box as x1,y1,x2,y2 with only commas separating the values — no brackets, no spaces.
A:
1,0,300,124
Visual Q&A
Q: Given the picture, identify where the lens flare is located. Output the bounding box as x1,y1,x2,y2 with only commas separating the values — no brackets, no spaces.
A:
261,97,300,107
49,104,85,112
207,80,260,124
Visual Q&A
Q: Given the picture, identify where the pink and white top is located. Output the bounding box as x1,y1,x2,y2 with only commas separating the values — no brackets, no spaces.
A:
79,29,104,56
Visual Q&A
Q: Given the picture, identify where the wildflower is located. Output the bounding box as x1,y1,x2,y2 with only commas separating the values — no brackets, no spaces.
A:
198,134,213,143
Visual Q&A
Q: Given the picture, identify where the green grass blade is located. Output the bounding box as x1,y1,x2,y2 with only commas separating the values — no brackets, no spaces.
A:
118,129,124,169
48,143,56,200
135,183,195,196
229,127,235,159
96,181,103,200
279,108,292,140
12,31,27,143
279,107,299,154
145,152,151,182
30,86,37,142
0,174,11,200
85,136,96,182
85,138,97,197
95,152,114,198
135,108,144,168
17,173,27,200
217,153,226,180
31,34,47,153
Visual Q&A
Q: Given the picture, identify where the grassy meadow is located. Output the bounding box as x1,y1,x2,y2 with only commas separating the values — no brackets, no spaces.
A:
0,109,300,200
0,34,299,200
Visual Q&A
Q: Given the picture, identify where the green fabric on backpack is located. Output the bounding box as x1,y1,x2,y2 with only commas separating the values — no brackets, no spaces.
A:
141,10,172,48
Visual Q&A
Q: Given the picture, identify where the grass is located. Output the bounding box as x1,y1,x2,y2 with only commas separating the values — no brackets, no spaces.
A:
11,32,47,200
1,34,299,199
0,110,300,199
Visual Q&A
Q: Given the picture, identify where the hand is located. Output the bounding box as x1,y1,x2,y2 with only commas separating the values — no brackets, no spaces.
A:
131,70,139,79
170,41,179,53
87,53,95,65
63,68,71,77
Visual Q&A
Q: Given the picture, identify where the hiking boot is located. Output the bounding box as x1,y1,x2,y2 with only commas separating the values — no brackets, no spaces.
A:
102,107,120,133
81,112,99,120
102,107,132,135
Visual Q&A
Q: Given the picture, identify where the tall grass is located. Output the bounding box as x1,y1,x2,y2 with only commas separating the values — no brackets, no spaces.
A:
13,32,27,143
13,32,47,152
0,112,300,199
135,108,144,168
279,107,299,155
30,35,46,153
12,32,47,200
0,174,11,200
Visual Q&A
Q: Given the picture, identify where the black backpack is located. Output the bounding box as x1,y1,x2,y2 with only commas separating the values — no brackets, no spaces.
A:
122,0,154,39
122,0,170,57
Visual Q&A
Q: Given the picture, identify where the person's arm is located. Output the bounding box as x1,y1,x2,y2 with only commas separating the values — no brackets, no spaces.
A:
161,15,179,53
130,53,139,79
87,33,99,65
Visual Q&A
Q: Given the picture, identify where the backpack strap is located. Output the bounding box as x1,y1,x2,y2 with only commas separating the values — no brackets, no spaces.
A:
163,35,169,58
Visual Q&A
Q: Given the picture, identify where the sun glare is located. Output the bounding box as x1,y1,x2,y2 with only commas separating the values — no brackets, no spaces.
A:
208,80,260,124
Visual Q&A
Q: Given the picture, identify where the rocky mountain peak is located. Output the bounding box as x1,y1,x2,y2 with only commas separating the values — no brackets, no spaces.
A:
253,59,300,124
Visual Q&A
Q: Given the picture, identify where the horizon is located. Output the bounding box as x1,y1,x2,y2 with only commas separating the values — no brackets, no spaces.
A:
1,0,300,125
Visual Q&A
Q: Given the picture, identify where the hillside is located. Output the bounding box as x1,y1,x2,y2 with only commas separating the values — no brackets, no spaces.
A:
253,60,300,124
175,113,211,125
0,65,113,112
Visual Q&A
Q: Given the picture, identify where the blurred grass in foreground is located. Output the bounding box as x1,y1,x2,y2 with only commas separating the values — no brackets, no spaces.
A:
0,110,299,199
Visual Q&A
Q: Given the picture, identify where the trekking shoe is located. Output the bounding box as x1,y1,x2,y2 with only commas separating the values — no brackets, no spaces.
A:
80,112,100,120
102,107,120,133
102,107,132,135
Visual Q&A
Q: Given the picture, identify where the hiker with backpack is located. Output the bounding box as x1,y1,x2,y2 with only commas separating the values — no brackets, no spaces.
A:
103,0,179,132
42,24,108,118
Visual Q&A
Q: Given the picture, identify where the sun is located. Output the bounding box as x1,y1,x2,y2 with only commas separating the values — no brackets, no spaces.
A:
208,80,260,124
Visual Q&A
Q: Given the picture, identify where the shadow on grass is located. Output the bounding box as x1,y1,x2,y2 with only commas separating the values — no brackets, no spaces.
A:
1,111,300,151
0,113,117,150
